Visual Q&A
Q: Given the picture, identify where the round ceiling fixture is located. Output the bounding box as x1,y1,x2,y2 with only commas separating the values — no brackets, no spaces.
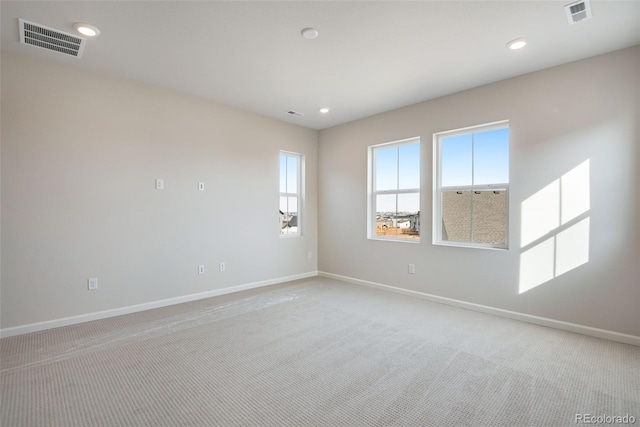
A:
74,22,101,37
301,28,318,40
506,38,527,50
319,108,330,114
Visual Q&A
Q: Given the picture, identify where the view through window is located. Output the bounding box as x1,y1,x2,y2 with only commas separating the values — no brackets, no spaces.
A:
279,152,302,236
434,122,509,248
369,138,420,241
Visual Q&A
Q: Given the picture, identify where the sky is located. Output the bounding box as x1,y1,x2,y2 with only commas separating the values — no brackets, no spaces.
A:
278,128,509,216
280,154,298,214
441,127,509,187
374,127,509,214
375,142,420,213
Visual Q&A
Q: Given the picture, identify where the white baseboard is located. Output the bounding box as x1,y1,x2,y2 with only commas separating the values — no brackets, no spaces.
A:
318,271,640,347
0,271,318,338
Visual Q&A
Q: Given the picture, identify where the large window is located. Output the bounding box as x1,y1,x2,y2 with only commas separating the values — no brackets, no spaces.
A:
279,152,303,236
368,138,420,241
434,121,509,249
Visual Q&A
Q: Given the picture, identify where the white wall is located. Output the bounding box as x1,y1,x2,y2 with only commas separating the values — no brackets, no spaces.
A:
2,47,638,340
318,46,640,337
1,52,318,331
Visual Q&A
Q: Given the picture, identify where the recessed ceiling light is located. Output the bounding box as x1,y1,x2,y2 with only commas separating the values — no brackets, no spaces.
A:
319,108,330,114
301,28,318,40
507,38,527,50
74,22,100,37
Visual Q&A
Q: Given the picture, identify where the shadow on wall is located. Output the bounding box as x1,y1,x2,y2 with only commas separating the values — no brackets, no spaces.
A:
519,160,591,294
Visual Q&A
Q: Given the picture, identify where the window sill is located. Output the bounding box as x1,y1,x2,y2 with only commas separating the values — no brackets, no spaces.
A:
369,237,421,244
433,240,508,250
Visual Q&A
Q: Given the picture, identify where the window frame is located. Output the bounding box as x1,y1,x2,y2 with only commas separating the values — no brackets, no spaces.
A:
367,137,421,243
279,151,304,237
433,120,509,250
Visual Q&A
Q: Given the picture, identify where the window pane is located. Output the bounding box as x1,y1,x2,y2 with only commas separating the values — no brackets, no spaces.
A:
279,154,287,193
286,155,297,193
280,196,298,234
441,134,472,187
279,196,289,234
398,193,420,238
279,152,302,236
398,143,420,189
398,192,419,214
375,194,397,237
279,196,288,214
471,190,507,244
375,146,398,191
473,128,509,185
287,196,298,216
442,190,471,242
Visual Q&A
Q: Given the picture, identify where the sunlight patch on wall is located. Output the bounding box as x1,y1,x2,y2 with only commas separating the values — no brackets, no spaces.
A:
521,180,560,247
555,217,590,276
561,160,590,224
519,237,555,294
519,160,590,294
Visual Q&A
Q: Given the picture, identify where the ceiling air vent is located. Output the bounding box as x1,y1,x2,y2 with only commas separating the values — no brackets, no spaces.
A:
287,110,304,117
564,0,592,25
19,19,86,57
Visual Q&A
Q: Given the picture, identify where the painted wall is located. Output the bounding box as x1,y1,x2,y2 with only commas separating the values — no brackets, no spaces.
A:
318,46,640,337
2,47,638,338
1,52,318,330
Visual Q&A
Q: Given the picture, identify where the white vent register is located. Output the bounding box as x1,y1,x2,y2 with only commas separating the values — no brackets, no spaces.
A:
19,19,86,57
564,0,592,25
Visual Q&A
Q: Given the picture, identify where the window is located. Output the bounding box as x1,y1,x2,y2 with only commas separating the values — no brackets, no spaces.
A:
434,121,509,249
368,138,420,241
279,152,303,236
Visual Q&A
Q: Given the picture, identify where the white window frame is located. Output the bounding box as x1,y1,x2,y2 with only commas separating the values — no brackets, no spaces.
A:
279,151,303,237
368,137,421,243
433,120,509,250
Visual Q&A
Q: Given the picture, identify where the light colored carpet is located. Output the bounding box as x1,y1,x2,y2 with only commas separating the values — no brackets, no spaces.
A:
1,277,639,426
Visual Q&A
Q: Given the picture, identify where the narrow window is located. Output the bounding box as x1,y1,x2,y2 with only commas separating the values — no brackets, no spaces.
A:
368,138,421,241
434,121,509,249
279,152,303,236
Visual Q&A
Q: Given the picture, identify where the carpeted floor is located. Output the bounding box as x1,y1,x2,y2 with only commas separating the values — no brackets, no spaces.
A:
1,277,639,426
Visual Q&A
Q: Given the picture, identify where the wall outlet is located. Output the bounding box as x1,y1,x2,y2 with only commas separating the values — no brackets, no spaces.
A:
307,251,312,259
198,182,205,191
155,178,164,190
219,262,226,272
198,265,205,275
408,264,416,274
88,277,98,290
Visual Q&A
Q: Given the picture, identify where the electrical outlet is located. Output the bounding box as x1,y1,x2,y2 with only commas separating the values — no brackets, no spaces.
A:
307,251,312,259
198,182,205,191
198,265,205,275
155,178,164,190
408,264,416,274
88,277,98,290
219,262,226,272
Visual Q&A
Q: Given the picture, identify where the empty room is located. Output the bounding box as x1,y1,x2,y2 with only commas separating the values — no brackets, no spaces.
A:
1,1,639,426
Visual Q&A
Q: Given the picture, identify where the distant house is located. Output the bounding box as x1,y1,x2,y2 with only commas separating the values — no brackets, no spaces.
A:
279,210,298,230
409,213,420,233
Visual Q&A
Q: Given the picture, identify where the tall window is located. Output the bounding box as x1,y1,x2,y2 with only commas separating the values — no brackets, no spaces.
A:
280,152,302,236
434,121,509,249
369,138,420,241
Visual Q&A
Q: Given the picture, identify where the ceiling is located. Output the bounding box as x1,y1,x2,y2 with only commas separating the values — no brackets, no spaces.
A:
1,1,639,130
